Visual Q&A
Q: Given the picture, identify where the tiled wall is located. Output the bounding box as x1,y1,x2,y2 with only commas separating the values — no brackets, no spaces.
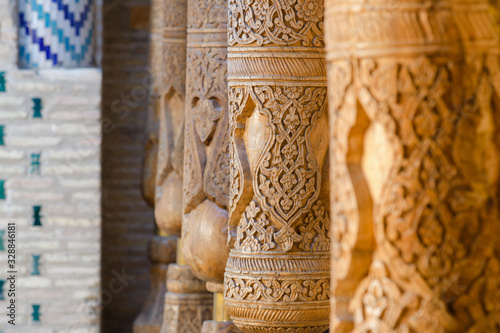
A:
0,0,102,331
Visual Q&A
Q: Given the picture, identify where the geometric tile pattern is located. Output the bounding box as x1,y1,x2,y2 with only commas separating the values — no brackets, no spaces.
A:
32,98,42,118
19,0,94,68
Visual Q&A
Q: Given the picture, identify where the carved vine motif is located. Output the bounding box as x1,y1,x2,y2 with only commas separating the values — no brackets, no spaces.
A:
205,129,231,202
184,47,230,210
453,56,500,332
329,163,355,270
164,0,188,28
183,118,200,210
179,307,213,333
161,0,188,95
163,43,187,96
224,274,329,302
188,0,227,29
234,201,278,251
234,200,330,252
326,2,500,333
228,0,324,46
187,48,227,144
252,86,327,227
228,87,247,223
225,0,328,328
367,57,492,289
163,303,213,333
346,56,498,332
327,60,360,271
351,261,456,333
454,258,500,333
233,326,329,333
298,201,330,251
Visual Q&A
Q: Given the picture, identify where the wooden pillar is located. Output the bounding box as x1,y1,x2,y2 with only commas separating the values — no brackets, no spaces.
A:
134,236,177,333
325,0,500,331
154,0,214,331
133,0,178,331
223,0,330,331
181,0,241,331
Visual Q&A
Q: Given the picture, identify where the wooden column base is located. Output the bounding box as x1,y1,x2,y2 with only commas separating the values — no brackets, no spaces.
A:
134,236,177,333
160,263,213,332
201,321,242,333
201,282,241,333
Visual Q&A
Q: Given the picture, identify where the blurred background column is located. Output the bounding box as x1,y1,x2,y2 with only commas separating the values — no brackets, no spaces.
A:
325,0,500,331
154,0,214,331
180,0,240,331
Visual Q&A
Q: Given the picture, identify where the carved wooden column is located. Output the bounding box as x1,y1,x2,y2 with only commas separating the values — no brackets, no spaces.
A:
223,0,330,331
134,236,177,333
490,0,500,29
134,0,178,331
325,0,500,331
156,0,214,331
181,0,240,331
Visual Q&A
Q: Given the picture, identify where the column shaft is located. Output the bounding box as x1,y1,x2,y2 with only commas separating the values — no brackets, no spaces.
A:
224,0,331,331
325,0,500,331
156,0,216,331
134,0,180,330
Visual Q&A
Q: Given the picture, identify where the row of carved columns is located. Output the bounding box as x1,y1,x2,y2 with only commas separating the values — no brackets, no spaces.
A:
135,0,500,332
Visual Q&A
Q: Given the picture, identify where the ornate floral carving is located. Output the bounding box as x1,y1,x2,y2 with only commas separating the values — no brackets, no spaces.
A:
295,0,323,23
181,0,231,287
234,201,277,252
368,55,492,290
226,83,330,331
326,1,500,331
164,0,188,28
251,86,327,227
205,129,230,202
228,0,324,46
232,326,329,333
227,87,249,228
298,201,330,252
163,43,188,97
345,54,497,332
225,0,328,328
234,200,330,253
187,48,227,144
188,0,227,29
140,0,188,330
224,275,329,302
183,46,229,211
161,292,213,333
183,119,200,210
